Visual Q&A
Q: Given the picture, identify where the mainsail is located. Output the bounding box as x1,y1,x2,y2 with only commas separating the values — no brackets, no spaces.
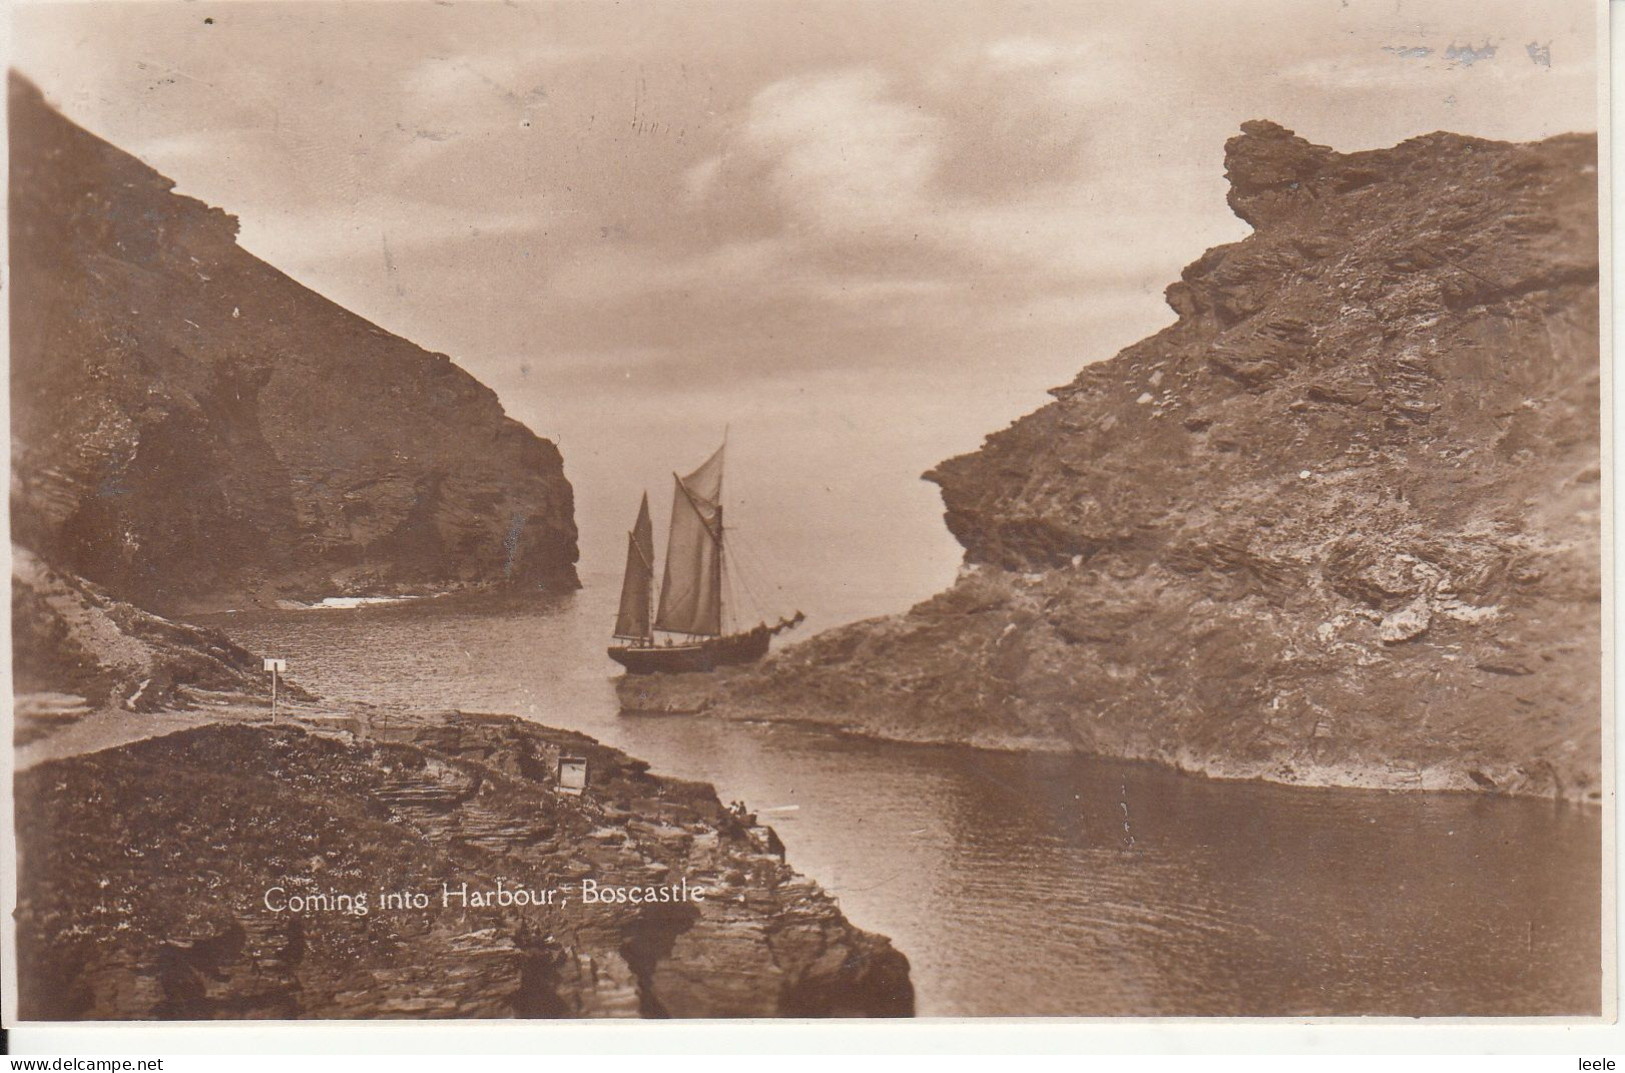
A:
654,444,725,637
613,493,656,641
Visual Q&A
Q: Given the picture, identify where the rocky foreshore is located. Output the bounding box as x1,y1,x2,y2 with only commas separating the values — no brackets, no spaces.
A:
620,121,1601,804
618,647,1594,800
14,706,914,1019
12,538,912,1019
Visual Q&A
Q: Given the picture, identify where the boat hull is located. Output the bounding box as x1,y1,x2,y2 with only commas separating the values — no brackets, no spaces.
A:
609,627,774,675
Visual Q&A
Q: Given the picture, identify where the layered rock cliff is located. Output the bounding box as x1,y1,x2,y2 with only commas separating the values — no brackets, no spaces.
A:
622,122,1601,800
15,714,913,1018
11,544,284,721
9,74,578,613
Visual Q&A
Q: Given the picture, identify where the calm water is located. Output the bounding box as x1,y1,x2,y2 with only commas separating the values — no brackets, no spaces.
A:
201,580,1602,1017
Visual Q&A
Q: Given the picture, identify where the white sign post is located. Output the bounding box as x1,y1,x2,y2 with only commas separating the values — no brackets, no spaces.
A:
263,658,288,721
558,756,588,796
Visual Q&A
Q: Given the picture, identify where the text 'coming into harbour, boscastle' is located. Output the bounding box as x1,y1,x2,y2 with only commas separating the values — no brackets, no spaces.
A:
261,878,709,917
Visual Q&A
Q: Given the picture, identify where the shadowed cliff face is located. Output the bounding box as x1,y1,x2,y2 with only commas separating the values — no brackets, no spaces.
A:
624,121,1601,800
8,74,579,613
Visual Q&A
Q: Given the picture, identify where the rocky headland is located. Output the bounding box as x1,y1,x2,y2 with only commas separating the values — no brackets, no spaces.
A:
15,711,913,1019
11,549,912,1019
620,122,1601,801
9,73,579,614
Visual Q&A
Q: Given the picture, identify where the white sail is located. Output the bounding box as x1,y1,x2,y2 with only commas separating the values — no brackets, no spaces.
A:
613,493,655,640
654,444,724,637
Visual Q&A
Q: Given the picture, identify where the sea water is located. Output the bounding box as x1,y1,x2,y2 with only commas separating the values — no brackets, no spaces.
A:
201,580,1601,1017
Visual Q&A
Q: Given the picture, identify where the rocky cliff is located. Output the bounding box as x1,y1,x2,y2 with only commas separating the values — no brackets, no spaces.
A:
15,714,913,1018
621,122,1601,800
11,544,284,721
9,74,578,613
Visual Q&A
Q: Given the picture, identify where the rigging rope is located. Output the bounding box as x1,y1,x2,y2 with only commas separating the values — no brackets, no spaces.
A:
724,525,790,626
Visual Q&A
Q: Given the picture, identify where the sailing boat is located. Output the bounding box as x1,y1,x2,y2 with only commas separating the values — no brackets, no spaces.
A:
609,442,804,675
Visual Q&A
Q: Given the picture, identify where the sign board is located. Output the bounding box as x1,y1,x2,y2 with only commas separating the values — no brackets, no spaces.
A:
263,658,288,673
558,756,588,795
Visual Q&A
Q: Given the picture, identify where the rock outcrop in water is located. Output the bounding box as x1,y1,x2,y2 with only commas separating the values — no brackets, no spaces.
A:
9,74,579,614
15,713,913,1018
621,122,1601,800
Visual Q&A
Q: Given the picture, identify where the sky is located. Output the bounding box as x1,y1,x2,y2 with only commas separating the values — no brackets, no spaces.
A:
10,0,1600,630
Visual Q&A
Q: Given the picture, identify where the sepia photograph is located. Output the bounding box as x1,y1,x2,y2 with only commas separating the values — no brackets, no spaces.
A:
3,0,1606,1024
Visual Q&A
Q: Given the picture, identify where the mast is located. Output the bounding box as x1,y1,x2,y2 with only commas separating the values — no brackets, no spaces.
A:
718,425,727,635
716,498,725,635
654,443,725,638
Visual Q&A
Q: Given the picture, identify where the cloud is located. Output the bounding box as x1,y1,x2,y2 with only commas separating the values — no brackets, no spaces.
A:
509,50,1238,389
382,38,585,174
546,239,790,306
919,32,1128,196
977,34,1133,102
742,69,945,236
239,201,544,279
680,155,723,203
402,40,579,106
678,63,1221,290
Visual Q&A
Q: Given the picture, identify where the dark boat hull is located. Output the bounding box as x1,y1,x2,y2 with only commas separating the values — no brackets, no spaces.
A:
609,626,774,675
